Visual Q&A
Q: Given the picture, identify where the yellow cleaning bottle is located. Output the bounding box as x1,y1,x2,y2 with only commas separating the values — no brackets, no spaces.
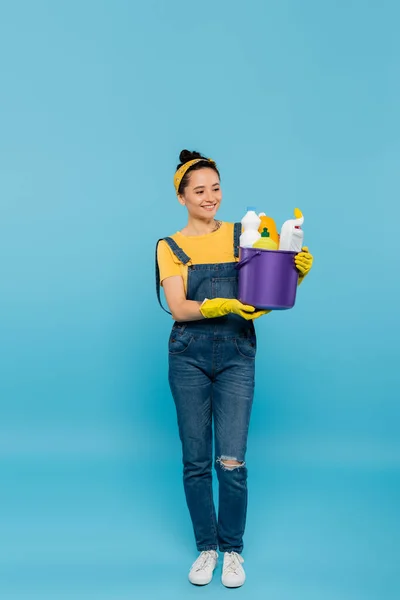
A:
258,213,279,245
252,227,278,250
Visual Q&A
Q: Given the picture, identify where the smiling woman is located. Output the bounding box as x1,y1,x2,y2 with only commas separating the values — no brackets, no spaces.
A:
155,150,313,587
154,149,269,589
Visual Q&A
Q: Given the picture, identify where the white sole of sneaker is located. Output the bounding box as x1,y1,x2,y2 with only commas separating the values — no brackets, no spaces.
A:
222,581,245,588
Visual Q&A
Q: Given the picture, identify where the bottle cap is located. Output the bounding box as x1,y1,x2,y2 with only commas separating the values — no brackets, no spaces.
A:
294,207,303,219
246,206,257,212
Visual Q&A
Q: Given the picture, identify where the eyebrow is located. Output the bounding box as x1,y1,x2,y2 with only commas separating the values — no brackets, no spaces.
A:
193,183,220,190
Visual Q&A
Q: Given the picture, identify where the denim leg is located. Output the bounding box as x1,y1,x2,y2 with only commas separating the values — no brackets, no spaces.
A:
168,346,218,551
212,337,255,553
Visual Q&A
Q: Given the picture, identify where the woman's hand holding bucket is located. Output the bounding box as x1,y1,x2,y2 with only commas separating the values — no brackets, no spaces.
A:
295,247,313,276
200,298,269,320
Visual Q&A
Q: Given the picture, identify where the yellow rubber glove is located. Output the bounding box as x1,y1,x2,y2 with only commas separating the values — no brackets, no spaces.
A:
200,298,268,320
295,246,313,276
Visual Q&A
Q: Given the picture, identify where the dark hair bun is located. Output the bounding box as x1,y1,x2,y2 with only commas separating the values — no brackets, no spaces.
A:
179,149,203,164
175,149,220,193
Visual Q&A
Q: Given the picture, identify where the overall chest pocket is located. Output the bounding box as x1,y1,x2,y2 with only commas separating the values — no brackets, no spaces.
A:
211,276,238,300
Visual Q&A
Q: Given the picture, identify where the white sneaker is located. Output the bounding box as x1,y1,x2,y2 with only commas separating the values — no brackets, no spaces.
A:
222,551,246,588
188,550,218,585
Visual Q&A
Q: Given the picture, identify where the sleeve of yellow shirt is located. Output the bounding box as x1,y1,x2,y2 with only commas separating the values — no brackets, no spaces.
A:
157,239,182,285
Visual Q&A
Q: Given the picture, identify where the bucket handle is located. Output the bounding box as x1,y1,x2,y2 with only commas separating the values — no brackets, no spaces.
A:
235,250,262,270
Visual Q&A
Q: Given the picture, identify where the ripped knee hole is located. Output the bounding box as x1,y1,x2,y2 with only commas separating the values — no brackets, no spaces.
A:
216,456,246,471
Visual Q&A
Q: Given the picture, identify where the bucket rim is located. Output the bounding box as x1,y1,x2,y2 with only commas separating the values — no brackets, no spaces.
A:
239,247,297,255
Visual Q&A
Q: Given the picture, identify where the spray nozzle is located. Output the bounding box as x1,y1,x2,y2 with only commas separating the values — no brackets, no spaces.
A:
292,207,304,227
294,207,303,219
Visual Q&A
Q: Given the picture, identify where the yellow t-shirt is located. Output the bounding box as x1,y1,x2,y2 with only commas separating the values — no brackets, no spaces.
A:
157,222,238,293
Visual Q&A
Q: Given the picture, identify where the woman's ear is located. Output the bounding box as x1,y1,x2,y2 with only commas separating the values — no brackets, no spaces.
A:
177,194,186,206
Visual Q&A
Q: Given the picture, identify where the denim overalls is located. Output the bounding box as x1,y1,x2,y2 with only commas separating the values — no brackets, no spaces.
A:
156,223,256,553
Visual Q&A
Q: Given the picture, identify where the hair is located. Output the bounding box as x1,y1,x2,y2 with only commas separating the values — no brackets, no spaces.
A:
176,149,220,195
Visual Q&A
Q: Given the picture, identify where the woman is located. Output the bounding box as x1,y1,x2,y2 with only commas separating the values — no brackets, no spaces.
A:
156,150,313,588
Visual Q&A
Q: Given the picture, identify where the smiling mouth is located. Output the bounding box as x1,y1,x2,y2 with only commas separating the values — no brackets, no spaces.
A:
202,204,217,211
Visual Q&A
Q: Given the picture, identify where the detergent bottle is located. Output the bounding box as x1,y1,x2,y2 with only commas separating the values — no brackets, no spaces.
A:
240,207,261,248
278,208,304,252
253,227,278,250
258,213,279,246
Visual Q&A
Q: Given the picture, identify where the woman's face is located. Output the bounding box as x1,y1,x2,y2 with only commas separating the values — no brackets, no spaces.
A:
178,167,222,219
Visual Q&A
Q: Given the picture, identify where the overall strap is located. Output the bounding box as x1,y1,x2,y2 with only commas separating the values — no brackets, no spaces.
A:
233,222,241,259
163,237,191,265
155,237,191,315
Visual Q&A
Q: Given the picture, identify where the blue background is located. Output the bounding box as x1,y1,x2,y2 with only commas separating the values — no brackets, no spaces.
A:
1,1,399,598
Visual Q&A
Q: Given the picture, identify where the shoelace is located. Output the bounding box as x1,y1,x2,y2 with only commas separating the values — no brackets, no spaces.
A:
191,551,217,572
223,551,244,575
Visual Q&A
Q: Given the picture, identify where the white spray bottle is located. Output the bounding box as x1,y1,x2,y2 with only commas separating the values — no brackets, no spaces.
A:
278,208,304,252
240,206,261,248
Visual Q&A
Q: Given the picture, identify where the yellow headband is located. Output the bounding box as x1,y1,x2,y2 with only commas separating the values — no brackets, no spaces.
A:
173,158,216,194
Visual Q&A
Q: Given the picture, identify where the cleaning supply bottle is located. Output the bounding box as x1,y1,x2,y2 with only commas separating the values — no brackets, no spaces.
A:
240,207,261,248
253,227,278,250
278,208,304,252
258,213,279,246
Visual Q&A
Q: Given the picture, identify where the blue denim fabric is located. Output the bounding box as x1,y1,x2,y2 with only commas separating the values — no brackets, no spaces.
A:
168,319,255,553
160,226,256,554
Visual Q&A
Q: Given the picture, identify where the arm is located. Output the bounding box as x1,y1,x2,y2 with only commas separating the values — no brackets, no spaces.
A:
163,275,205,322
157,241,202,321
162,275,267,322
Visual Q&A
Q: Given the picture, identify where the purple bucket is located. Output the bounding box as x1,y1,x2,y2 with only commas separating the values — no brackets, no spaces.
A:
236,248,299,310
